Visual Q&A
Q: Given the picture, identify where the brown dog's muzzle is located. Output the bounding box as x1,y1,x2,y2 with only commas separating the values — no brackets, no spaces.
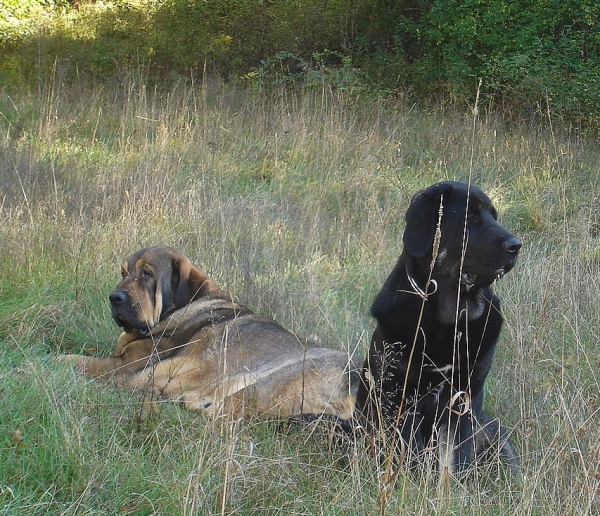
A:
109,287,136,333
109,283,155,335
109,289,128,306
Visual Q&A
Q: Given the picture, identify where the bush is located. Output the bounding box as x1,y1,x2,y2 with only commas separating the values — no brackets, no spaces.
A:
372,0,600,126
0,1,361,84
150,0,357,76
0,0,48,44
0,1,598,129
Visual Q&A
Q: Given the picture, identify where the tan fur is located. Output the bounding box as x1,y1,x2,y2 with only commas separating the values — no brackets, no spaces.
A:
60,246,359,420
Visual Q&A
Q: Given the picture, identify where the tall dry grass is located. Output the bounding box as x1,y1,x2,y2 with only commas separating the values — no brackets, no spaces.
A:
1,73,598,514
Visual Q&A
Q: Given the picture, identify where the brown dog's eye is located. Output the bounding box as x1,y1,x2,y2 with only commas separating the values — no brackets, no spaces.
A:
141,268,153,282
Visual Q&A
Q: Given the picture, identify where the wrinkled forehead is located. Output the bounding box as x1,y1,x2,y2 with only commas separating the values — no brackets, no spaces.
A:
122,253,146,276
124,248,175,276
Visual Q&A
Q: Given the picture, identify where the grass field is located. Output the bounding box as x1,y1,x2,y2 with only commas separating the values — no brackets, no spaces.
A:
1,75,599,515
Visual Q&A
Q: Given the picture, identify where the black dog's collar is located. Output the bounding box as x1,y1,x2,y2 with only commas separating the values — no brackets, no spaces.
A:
405,270,438,299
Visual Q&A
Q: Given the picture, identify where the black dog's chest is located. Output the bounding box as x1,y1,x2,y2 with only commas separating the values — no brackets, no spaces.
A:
420,323,471,371
400,312,496,389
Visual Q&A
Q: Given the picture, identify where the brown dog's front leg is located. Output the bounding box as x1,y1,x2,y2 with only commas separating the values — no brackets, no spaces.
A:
58,354,125,381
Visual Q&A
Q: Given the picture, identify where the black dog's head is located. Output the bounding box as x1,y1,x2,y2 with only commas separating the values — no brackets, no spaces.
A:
403,181,521,290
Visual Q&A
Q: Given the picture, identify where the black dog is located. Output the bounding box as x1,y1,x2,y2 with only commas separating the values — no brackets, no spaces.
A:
355,181,521,475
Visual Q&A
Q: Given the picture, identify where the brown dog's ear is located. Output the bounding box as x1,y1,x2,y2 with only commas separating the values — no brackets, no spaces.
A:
172,256,223,308
403,184,447,258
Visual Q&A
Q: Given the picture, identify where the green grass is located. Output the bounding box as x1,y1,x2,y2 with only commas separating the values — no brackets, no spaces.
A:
1,74,599,515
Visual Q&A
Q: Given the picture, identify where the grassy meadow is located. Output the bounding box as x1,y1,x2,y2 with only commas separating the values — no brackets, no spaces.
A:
1,75,599,515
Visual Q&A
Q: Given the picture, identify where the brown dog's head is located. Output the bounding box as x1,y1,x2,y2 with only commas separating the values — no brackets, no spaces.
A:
109,246,223,335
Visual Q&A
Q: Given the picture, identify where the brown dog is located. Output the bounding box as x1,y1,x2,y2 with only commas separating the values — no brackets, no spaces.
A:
61,246,359,420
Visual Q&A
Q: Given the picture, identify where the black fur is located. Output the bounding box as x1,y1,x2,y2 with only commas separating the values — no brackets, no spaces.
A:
355,181,521,475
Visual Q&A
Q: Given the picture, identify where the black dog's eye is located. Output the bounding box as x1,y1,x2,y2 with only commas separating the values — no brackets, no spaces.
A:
467,208,480,223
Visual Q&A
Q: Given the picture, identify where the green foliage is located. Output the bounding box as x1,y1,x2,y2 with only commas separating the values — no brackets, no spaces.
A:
0,0,598,127
62,1,155,77
381,0,600,124
245,50,369,97
0,0,362,87
0,0,47,43
150,0,357,76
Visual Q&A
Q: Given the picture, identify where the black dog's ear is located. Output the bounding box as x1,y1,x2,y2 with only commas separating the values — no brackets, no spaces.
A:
403,186,445,258
172,256,224,309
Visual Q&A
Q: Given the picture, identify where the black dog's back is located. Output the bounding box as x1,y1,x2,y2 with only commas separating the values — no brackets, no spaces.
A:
355,181,521,475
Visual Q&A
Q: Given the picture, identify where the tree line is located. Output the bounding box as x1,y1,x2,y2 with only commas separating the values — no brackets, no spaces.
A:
1,0,598,128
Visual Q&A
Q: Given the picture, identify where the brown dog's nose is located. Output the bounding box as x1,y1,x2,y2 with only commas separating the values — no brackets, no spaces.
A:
504,236,522,254
109,290,128,305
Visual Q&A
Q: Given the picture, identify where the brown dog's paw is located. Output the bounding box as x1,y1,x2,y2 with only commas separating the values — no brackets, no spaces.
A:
56,354,88,373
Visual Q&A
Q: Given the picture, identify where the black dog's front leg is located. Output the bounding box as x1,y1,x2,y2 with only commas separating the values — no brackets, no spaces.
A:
451,385,485,473
455,412,476,472
436,412,475,475
397,407,425,467
435,388,478,475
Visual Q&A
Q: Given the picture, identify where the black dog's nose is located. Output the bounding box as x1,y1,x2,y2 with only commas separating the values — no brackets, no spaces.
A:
504,236,522,254
109,290,128,305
